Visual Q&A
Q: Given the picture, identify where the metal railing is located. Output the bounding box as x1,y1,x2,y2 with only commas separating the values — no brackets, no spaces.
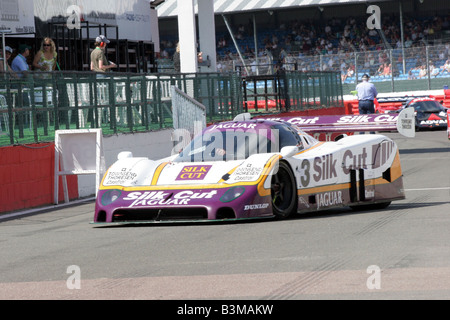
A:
241,70,343,112
0,69,343,146
0,71,243,146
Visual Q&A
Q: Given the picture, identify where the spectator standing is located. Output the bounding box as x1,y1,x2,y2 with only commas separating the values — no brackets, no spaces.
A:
90,35,116,74
11,44,31,77
33,38,58,72
173,42,180,72
10,44,32,125
356,74,377,114
0,46,16,77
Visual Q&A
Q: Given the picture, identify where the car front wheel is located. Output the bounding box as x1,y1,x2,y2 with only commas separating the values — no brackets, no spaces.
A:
271,161,298,219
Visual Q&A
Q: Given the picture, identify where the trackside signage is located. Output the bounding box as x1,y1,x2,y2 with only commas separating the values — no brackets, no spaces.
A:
266,114,400,125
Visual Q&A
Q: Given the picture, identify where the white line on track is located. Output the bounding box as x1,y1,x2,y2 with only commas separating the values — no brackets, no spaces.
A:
405,187,450,191
401,157,449,160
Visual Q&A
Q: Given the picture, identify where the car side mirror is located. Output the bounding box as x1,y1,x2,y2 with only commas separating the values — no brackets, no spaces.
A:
118,151,133,160
280,146,299,157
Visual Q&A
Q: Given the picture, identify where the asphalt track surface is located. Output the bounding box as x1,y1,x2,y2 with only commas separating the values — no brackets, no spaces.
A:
0,130,449,300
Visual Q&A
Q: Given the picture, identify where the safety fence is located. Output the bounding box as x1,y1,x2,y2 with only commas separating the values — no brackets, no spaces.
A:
218,43,450,94
172,85,206,135
0,69,342,146
158,43,450,94
242,70,343,112
0,71,243,146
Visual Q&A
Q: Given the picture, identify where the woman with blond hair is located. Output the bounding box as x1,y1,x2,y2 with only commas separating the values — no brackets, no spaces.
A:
33,37,57,72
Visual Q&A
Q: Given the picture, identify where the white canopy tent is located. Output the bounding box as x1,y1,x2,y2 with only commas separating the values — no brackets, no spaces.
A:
156,0,387,18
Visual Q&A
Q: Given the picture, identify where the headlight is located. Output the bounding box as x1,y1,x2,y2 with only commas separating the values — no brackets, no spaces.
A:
220,186,245,203
101,189,122,206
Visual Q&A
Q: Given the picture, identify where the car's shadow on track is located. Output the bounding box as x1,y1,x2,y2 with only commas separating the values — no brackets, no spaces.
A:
286,201,448,221
91,218,271,228
91,216,276,228
91,201,447,228
399,147,450,154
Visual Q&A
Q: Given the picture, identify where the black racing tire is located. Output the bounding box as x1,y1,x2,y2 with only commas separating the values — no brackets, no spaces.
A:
271,161,298,219
415,118,421,131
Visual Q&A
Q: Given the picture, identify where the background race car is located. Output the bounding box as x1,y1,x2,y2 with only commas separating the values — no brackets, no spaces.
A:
384,96,448,130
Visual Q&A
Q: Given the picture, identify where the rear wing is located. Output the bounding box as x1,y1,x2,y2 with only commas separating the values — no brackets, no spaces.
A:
376,95,431,104
236,108,415,141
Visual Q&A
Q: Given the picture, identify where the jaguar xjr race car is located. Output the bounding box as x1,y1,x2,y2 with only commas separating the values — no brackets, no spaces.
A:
93,108,414,224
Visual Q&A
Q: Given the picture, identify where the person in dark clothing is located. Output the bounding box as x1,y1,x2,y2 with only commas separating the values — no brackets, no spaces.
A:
173,43,180,72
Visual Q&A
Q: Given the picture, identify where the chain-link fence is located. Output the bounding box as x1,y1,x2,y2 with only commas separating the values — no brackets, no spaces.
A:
233,43,449,94
157,42,450,94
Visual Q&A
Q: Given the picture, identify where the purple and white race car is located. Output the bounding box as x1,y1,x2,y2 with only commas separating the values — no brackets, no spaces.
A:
93,109,414,224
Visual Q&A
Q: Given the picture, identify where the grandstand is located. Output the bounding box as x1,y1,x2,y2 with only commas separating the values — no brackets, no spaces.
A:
156,0,450,91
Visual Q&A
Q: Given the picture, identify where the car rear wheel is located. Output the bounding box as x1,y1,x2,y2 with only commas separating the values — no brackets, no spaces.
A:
271,161,298,219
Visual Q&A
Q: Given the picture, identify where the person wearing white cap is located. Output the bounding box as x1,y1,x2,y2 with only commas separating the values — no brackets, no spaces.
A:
90,35,116,74
0,46,16,76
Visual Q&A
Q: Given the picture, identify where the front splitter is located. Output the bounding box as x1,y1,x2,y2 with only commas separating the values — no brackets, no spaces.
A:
90,215,275,226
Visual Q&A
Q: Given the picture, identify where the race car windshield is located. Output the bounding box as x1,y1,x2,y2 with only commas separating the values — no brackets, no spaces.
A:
410,101,442,113
175,129,276,162
174,124,303,162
